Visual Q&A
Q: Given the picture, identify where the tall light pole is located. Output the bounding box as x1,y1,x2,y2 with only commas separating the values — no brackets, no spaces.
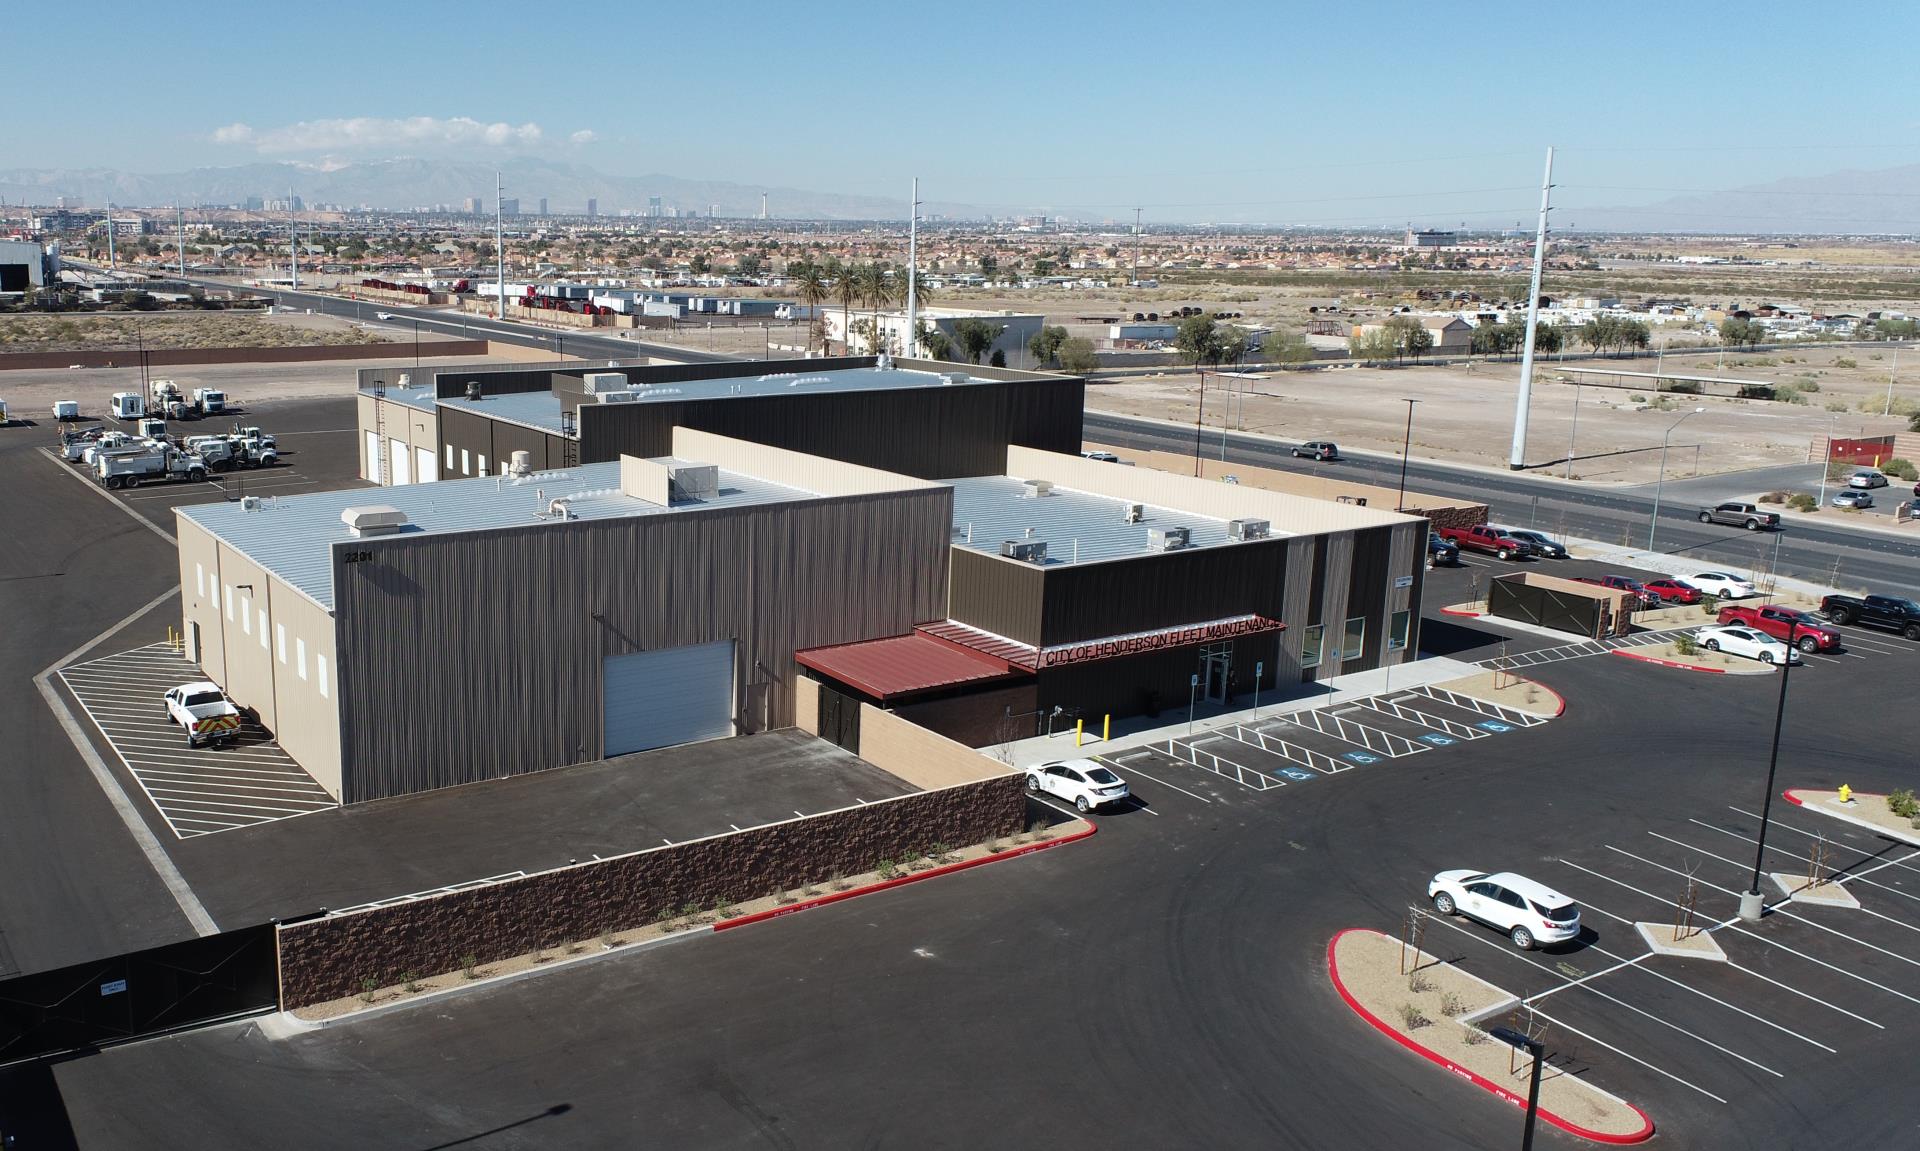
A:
1563,383,1582,480
1490,1028,1545,1151
1647,406,1704,552
1508,146,1554,471
288,186,298,291
1740,618,1800,923
1815,413,1837,509
906,177,921,358
1883,348,1900,417
1397,398,1418,511
495,171,506,319
1132,207,1142,288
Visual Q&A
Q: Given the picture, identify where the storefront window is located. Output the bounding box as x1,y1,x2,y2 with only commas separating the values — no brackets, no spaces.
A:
1342,616,1366,661
1301,624,1324,669
1389,610,1411,651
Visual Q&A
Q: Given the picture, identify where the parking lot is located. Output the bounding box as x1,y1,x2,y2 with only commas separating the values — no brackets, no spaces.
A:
56,643,337,837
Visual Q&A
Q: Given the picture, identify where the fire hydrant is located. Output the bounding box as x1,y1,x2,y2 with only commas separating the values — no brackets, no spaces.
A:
1838,784,1854,804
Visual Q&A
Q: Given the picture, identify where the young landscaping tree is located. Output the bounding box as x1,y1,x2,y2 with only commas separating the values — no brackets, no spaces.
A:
1265,326,1315,367
952,317,1003,364
1027,324,1069,367
1175,313,1222,373
1056,336,1099,374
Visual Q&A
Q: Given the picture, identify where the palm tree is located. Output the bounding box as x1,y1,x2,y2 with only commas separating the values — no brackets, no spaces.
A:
857,263,898,354
830,259,858,354
793,262,829,355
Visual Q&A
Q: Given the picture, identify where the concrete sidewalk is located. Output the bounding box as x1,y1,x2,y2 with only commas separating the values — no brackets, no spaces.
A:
999,655,1485,770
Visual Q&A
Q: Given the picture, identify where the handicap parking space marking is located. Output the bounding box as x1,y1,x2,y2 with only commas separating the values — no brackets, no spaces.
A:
1273,765,1316,782
1341,751,1381,765
1475,720,1513,733
1417,733,1455,746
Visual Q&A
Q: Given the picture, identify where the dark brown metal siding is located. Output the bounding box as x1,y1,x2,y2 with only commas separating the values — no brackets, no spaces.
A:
333,488,952,803
1347,526,1393,668
1034,537,1292,647
947,548,1045,647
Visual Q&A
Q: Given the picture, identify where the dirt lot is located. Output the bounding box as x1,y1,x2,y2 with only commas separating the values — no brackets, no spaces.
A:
1086,346,1914,484
0,351,499,416
0,311,412,352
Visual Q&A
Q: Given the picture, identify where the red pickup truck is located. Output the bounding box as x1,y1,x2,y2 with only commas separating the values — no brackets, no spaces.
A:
1716,605,1839,653
1437,524,1536,560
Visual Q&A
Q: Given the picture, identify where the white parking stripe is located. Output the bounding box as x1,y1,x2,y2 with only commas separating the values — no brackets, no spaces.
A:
1727,807,1920,880
1103,761,1214,805
1424,912,1782,1078
1646,832,1920,937
1583,939,1836,1052
1524,1005,1730,1105
1686,819,1920,908
1560,857,1920,1010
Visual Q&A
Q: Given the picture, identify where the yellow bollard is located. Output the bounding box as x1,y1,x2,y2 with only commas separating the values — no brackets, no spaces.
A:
1839,784,1853,804
1075,719,1084,747
1103,714,1110,742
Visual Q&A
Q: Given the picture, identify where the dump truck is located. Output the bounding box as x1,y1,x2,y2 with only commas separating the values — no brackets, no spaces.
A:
95,444,208,489
192,387,227,415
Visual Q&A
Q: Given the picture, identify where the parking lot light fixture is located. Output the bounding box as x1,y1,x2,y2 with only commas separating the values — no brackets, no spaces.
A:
1397,398,1418,512
1488,1027,1544,1151
1742,617,1798,922
1647,407,1705,552
1188,673,1199,735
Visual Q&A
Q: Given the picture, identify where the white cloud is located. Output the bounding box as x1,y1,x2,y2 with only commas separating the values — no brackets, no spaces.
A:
569,129,598,145
209,116,590,155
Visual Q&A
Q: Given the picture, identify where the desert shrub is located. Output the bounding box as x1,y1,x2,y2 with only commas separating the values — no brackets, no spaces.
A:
1440,991,1466,1016
1834,357,1857,368
1797,379,1821,392
877,859,900,880
1884,458,1918,481
1826,400,1850,412
1890,789,1920,819
1397,1004,1431,1030
461,954,478,980
1757,491,1788,504
1628,393,1648,404
1673,633,1700,657
1408,970,1435,994
1787,493,1818,512
1699,592,1720,615
1663,379,1703,394
1463,1026,1490,1045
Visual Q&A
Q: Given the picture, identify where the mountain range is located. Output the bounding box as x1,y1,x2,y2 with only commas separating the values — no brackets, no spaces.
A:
1570,164,1920,235
0,158,986,221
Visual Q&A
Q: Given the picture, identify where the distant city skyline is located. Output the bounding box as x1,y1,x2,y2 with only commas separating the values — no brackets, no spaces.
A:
5,1,1920,229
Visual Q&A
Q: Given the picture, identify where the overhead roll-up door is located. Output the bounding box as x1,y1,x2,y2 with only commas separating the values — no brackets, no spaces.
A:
602,640,736,757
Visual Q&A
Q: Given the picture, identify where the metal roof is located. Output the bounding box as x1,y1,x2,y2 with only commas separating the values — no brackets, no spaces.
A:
437,391,570,435
608,365,996,403
795,633,1028,701
945,475,1281,567
366,383,438,413
176,463,817,612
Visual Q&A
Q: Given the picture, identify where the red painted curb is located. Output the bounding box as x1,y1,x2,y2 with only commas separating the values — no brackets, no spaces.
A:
715,823,1098,933
1326,929,1655,1145
1609,648,1726,674
1784,789,1806,807
1441,605,1483,618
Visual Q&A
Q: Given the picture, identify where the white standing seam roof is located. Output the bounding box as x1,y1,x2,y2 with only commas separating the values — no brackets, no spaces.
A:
945,475,1287,566
367,383,438,413
175,463,818,612
436,390,571,435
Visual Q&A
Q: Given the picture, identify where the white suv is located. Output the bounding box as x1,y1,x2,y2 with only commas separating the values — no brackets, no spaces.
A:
1428,870,1581,950
1026,759,1130,813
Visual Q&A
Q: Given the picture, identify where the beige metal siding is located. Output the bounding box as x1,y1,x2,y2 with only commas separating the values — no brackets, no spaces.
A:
263,573,342,799
1278,537,1316,684
176,519,224,678
1319,533,1355,674
1385,521,1423,664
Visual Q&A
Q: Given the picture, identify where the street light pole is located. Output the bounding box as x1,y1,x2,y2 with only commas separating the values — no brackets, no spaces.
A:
1741,619,1799,922
1563,383,1582,480
1647,407,1704,552
1187,673,1200,735
1816,414,1837,509
1490,1028,1544,1151
1397,398,1418,511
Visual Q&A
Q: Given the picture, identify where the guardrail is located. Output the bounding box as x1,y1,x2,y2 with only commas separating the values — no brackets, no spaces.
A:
1281,707,1427,758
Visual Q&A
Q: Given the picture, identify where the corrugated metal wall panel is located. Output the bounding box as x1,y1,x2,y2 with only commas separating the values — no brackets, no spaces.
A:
1319,533,1355,674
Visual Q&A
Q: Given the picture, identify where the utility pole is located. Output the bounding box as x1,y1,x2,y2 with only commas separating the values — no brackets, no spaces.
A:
1884,349,1899,417
1132,207,1142,288
906,177,920,359
288,186,298,291
106,201,116,269
1509,147,1554,471
495,171,506,319
177,206,186,279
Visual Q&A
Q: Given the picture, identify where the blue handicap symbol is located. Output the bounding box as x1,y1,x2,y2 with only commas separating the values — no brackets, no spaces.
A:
1278,766,1316,781
1343,751,1381,765
1477,720,1513,733
1420,734,1456,746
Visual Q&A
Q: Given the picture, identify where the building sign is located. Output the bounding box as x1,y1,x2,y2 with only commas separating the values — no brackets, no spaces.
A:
1037,614,1284,669
1394,575,1414,589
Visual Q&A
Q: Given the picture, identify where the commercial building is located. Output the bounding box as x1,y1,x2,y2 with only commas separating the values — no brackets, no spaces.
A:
823,307,1042,364
175,430,951,803
356,355,1085,485
0,240,55,291
1352,315,1474,354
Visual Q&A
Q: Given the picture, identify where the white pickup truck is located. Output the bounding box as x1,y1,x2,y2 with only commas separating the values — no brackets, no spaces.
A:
163,681,242,748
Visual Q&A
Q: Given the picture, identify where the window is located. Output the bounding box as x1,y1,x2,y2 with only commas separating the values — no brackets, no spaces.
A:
477,454,488,477
1300,624,1324,669
445,444,454,471
240,597,252,635
296,638,307,680
195,563,204,598
224,585,233,622
460,448,471,475
258,609,268,649
1389,610,1411,652
316,654,329,698
276,624,287,664
1341,616,1365,661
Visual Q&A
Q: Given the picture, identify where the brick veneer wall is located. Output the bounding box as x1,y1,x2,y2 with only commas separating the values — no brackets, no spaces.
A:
277,775,1027,1007
1408,503,1486,532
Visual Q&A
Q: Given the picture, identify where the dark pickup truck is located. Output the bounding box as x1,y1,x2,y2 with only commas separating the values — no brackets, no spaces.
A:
1821,593,1920,641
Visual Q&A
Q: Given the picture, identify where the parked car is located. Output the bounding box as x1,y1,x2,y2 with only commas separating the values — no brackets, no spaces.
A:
162,681,242,748
1716,605,1841,653
1574,574,1659,607
1291,441,1339,461
1081,451,1121,463
1026,759,1131,813
1438,524,1535,560
1687,571,1756,600
1821,593,1920,641
1696,502,1780,531
1693,625,1802,665
1642,578,1701,605
1428,870,1581,951
1832,490,1874,509
1427,532,1460,566
1848,470,1890,490
1498,529,1567,558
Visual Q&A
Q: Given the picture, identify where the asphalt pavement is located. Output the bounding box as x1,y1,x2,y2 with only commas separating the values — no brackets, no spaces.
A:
1084,410,1920,600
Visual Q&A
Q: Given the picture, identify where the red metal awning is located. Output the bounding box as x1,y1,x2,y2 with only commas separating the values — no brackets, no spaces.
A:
795,632,1032,702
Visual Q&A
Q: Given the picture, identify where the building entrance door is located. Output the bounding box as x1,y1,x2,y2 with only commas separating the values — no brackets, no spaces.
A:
1201,644,1232,703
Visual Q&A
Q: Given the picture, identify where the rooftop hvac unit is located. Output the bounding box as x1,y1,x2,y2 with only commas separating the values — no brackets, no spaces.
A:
1001,539,1048,564
240,496,262,511
396,373,411,388
1228,518,1270,540
341,505,408,538
598,390,638,403
667,462,720,501
510,450,532,477
1122,502,1144,523
1020,479,1054,499
582,371,626,395
463,381,483,401
943,371,969,385
1149,526,1190,552
1334,494,1368,506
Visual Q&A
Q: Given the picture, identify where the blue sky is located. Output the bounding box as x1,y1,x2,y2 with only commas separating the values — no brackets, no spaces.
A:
12,0,1920,223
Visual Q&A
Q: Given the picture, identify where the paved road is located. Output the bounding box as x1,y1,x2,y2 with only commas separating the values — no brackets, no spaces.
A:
1085,411,1920,600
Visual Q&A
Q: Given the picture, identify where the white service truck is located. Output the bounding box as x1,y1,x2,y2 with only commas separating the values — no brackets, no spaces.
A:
96,444,208,489
110,392,146,420
149,379,192,420
192,387,227,415
163,681,241,748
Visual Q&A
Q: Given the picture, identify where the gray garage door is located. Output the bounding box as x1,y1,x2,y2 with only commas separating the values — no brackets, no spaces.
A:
602,640,736,757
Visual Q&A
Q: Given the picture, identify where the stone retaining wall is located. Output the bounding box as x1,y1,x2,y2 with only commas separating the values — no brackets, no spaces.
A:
276,774,1026,1007
0,339,488,372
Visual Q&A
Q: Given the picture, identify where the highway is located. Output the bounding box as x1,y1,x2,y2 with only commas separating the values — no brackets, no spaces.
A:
1085,410,1920,599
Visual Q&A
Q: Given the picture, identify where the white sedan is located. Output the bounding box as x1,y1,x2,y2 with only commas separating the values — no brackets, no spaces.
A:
1687,571,1756,599
1026,759,1131,813
1429,870,1581,950
1694,625,1802,665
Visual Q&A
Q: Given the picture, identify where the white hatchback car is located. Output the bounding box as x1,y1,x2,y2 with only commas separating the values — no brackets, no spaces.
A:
1429,870,1581,950
1026,759,1131,813
1687,571,1756,599
1694,624,1802,665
